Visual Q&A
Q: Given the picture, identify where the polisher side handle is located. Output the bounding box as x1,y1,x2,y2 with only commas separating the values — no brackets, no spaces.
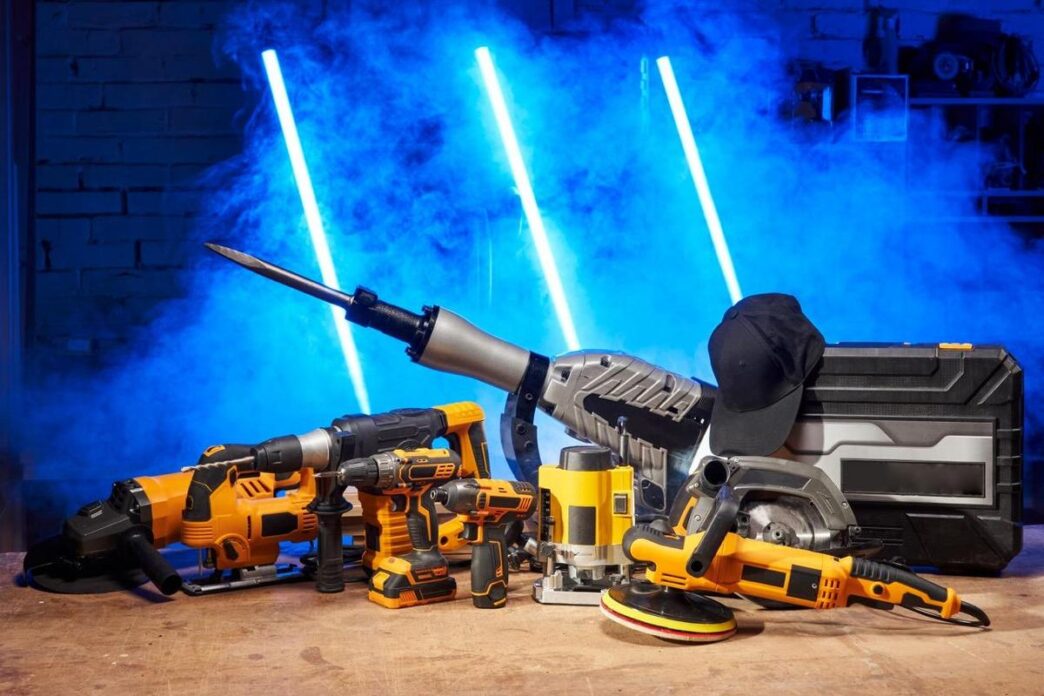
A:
686,484,739,578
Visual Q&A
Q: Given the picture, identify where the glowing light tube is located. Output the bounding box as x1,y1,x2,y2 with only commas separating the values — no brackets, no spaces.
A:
475,46,581,351
656,56,743,305
261,49,371,413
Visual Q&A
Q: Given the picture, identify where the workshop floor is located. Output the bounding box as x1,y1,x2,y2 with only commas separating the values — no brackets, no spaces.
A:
2,529,1043,695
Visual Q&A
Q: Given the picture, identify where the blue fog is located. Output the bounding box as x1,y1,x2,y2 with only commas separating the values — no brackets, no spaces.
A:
23,1,1043,517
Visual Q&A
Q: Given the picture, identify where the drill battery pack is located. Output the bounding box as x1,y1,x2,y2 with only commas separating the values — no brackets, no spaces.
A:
784,343,1023,573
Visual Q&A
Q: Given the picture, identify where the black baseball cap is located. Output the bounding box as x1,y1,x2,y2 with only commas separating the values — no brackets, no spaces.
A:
708,293,825,457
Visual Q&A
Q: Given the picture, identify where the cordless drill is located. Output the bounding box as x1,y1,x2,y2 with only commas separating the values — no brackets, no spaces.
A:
311,448,465,608
432,478,537,608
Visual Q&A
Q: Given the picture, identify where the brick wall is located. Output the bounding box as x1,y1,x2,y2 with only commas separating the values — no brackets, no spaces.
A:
31,1,1044,366
33,1,244,367
504,1,1044,63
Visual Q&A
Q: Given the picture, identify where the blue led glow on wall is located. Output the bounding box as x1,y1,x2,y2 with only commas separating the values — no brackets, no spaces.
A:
475,46,582,351
657,56,743,306
261,48,371,413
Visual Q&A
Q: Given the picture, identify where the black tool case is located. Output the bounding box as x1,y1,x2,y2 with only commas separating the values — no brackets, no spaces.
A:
785,343,1023,573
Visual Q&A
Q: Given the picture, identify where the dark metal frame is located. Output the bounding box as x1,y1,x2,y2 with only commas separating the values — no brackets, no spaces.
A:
1,0,34,550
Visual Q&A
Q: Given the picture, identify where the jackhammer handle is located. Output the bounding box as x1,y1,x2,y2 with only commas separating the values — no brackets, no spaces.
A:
122,531,182,595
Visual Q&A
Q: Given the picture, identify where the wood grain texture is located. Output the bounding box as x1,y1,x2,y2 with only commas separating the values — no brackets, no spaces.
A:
2,528,1043,696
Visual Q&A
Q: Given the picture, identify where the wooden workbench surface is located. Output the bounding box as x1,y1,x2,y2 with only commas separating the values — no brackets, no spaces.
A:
3,530,1043,696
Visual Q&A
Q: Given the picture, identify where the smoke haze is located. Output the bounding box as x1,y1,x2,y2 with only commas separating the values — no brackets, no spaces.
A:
23,0,1044,520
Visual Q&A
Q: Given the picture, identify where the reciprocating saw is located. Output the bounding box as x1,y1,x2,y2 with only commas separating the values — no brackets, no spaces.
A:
205,243,716,520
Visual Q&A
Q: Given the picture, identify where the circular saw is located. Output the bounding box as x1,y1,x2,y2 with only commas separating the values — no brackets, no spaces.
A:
670,455,866,555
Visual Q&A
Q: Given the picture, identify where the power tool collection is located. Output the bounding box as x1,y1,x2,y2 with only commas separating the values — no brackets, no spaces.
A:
21,242,1017,643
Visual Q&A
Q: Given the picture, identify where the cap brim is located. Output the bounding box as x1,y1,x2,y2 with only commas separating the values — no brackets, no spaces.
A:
709,384,803,457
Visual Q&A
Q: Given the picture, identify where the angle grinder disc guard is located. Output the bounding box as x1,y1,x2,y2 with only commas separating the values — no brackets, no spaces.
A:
23,535,149,594
600,581,738,643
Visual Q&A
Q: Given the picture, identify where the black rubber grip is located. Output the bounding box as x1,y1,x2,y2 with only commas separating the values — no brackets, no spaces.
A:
850,557,949,603
471,524,508,609
405,490,439,553
346,287,429,350
315,510,345,593
182,462,231,523
253,435,305,474
122,531,182,595
468,421,492,479
687,484,739,578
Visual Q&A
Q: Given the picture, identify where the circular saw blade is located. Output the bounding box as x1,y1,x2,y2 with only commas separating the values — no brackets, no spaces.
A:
734,498,843,610
738,497,825,550
23,535,149,594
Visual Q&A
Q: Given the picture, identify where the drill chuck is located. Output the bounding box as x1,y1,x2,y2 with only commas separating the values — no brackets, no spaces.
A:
252,428,339,474
430,477,476,509
335,452,393,489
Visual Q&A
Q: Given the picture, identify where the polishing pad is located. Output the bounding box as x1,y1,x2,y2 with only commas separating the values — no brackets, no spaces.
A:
600,581,737,643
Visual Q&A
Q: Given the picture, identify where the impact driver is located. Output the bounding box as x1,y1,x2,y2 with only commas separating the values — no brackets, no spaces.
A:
311,448,465,608
433,478,537,608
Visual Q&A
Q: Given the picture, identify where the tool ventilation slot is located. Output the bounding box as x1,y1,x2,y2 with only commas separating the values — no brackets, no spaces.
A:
660,573,688,589
182,522,214,546
816,577,842,609
236,477,274,498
